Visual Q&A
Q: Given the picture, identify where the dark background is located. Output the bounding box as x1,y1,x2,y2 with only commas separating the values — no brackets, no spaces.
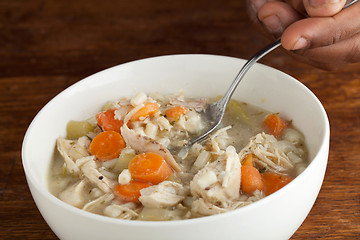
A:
1,0,359,239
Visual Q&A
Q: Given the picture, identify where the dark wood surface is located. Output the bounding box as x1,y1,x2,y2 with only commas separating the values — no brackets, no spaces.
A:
1,0,359,239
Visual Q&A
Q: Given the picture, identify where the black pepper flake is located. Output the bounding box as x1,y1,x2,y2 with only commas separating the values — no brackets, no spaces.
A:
205,187,210,191
99,176,104,180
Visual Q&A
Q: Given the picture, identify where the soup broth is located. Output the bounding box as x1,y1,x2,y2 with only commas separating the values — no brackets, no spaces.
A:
48,92,308,221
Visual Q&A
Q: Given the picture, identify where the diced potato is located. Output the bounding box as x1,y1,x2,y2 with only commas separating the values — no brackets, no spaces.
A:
66,120,94,140
114,152,136,173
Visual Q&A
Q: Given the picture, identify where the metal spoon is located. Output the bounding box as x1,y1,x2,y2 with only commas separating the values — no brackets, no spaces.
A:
178,0,358,157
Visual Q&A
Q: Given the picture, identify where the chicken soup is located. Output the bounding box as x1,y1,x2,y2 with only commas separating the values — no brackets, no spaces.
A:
48,91,308,220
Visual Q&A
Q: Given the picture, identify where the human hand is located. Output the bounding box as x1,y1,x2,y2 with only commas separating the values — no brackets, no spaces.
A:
247,0,360,70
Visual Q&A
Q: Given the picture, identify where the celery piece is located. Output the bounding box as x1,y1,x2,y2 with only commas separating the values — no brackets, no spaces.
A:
114,152,136,173
213,96,251,124
226,99,251,125
66,120,94,139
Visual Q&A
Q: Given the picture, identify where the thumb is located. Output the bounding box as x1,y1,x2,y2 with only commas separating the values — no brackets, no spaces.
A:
303,0,347,16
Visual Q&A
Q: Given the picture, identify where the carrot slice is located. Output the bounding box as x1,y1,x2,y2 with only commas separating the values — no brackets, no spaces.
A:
241,165,264,194
165,105,188,121
130,103,159,121
262,172,293,196
89,131,126,161
114,181,150,203
96,109,124,132
128,152,173,184
242,154,253,167
263,114,287,137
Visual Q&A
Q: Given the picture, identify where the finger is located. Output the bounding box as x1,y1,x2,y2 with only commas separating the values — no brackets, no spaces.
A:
303,0,347,16
281,2,360,50
249,0,280,13
289,31,360,69
284,0,306,14
258,1,303,35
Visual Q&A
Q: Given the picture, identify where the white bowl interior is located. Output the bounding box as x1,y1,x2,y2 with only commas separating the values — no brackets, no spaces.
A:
22,54,329,240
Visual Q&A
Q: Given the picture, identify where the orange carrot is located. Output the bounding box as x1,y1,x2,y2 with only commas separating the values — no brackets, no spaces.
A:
263,114,287,137
242,154,254,167
89,130,126,161
165,105,188,121
114,180,151,203
96,109,124,132
128,152,173,184
130,103,159,121
262,172,293,196
241,165,264,194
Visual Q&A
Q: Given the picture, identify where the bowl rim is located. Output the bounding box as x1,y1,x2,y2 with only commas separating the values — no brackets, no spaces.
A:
21,53,330,226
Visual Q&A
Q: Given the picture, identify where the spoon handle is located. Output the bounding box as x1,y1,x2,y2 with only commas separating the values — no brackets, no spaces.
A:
218,39,281,108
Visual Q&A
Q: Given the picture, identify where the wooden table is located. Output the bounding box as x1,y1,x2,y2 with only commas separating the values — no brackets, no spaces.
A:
1,0,359,239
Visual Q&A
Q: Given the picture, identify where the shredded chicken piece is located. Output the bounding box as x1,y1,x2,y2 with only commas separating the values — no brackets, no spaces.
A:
238,132,293,172
59,180,87,208
168,97,207,112
191,190,265,216
124,103,144,123
229,190,265,209
190,146,241,208
56,138,79,173
104,203,138,220
76,156,113,193
154,116,172,131
207,126,232,153
191,198,228,216
82,193,114,212
139,181,187,208
121,124,182,172
114,105,132,121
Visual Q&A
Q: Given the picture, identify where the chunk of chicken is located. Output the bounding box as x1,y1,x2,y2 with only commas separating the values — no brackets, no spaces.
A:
139,181,188,208
238,132,293,172
103,203,138,220
191,198,228,216
76,156,113,193
190,146,241,206
121,124,182,172
207,126,232,154
56,136,91,174
59,180,87,208
114,105,132,121
57,139,79,174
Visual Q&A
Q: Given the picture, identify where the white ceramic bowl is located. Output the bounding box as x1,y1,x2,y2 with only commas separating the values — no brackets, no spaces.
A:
22,54,329,240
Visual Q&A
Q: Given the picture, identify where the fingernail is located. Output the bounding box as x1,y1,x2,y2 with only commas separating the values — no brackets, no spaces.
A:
261,15,283,33
292,38,309,50
308,0,340,7
251,0,267,10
